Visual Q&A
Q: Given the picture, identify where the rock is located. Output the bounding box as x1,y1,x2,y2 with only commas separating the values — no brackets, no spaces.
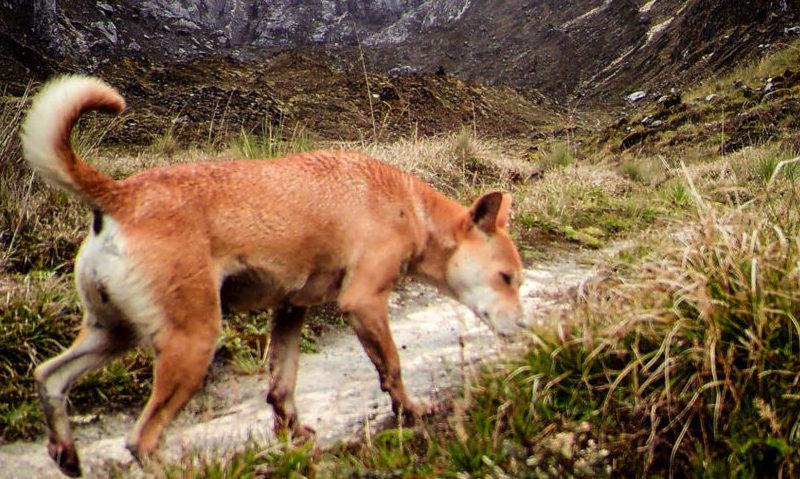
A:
733,80,754,98
651,119,663,128
705,94,717,101
97,2,113,13
173,18,201,33
127,41,141,52
785,26,800,35
641,115,653,126
378,84,400,101
657,89,682,108
92,21,117,44
625,90,647,102
388,65,417,77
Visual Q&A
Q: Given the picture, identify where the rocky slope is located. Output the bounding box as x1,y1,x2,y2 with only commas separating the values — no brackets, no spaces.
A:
2,0,798,102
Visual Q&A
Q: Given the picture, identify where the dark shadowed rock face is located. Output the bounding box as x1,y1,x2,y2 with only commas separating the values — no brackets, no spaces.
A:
1,0,798,101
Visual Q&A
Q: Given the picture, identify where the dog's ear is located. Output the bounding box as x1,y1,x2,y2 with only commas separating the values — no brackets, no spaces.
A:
468,191,504,234
496,193,512,230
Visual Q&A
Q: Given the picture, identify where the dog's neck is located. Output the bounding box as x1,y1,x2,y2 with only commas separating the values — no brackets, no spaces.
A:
407,180,466,290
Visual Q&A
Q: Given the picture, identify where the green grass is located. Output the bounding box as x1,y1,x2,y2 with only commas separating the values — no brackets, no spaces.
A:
537,140,574,171
230,117,315,160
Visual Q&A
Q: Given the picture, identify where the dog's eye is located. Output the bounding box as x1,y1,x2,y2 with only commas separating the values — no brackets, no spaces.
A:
499,272,513,285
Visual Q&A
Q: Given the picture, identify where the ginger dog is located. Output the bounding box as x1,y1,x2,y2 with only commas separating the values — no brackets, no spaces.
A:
22,75,524,477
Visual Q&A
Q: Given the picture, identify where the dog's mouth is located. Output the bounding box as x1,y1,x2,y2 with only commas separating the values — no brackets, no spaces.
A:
472,307,529,340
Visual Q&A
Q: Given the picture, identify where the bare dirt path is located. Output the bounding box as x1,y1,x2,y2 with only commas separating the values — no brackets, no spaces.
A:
0,254,594,478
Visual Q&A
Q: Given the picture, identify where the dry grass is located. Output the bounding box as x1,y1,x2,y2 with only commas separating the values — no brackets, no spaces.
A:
357,129,538,198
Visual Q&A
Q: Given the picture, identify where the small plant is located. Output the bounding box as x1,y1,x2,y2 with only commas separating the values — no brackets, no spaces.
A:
662,182,692,207
450,126,478,165
149,128,180,158
620,156,666,185
230,117,314,160
538,140,574,171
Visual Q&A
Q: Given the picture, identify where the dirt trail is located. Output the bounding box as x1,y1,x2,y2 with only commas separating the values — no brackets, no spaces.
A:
0,255,594,478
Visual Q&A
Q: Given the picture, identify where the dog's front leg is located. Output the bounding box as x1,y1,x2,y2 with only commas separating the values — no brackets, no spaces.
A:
339,271,425,421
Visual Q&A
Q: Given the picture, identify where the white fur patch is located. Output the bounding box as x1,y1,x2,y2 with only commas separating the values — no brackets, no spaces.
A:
20,75,122,192
76,216,163,344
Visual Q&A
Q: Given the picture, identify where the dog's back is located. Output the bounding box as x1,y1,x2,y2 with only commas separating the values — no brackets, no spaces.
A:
101,150,435,310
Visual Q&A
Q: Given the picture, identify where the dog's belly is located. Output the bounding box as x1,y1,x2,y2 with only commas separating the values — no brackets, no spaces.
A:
220,266,345,311
220,267,285,312
288,269,346,306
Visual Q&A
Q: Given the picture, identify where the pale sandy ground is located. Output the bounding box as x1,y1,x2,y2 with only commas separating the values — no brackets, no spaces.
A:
0,254,594,478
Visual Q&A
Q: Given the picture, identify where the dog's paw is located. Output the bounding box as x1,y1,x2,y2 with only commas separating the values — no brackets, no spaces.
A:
292,424,316,444
48,440,82,477
396,400,439,425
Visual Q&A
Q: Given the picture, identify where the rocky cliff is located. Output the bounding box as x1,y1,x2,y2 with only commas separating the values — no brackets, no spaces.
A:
1,0,798,102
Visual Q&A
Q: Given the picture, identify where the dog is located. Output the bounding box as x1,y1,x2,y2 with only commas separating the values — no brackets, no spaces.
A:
21,75,525,477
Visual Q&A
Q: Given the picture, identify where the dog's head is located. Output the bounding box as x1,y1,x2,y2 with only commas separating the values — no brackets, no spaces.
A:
446,192,524,338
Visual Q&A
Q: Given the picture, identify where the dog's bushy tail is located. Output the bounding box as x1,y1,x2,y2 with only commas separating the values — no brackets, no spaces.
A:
20,75,125,209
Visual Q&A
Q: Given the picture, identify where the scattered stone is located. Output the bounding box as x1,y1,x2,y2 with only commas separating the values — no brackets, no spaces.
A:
764,79,775,93
92,21,117,45
173,19,201,33
378,84,400,101
641,115,654,126
625,90,647,102
97,2,113,13
785,26,800,35
733,79,754,98
388,65,417,77
705,94,717,102
657,89,682,108
612,116,628,128
651,119,663,128
127,41,141,52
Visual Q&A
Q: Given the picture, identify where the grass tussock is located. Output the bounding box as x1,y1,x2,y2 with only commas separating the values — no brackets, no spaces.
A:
362,129,538,199
537,140,575,171
230,118,315,160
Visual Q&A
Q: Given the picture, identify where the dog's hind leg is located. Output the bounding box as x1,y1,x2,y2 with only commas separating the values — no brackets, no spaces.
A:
266,304,313,439
34,317,134,477
125,283,220,463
